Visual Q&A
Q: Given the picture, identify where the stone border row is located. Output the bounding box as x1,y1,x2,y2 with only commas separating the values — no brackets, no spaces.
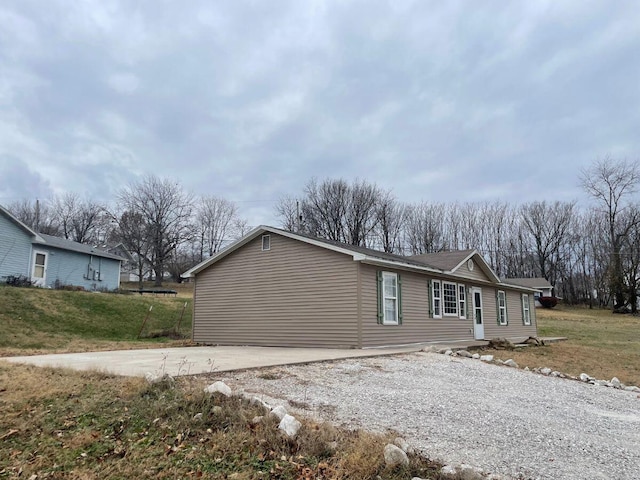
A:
426,347,640,393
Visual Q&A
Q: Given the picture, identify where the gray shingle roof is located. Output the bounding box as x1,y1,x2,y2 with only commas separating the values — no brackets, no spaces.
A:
505,277,553,289
409,250,476,271
36,234,126,261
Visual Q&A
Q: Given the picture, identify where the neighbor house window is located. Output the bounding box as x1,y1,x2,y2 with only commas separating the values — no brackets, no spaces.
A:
522,294,531,326
33,253,46,278
377,271,402,325
497,290,508,325
443,281,458,316
261,234,271,251
458,284,466,319
432,280,442,318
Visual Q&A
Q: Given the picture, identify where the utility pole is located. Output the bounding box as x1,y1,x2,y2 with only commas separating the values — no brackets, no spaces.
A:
35,199,40,232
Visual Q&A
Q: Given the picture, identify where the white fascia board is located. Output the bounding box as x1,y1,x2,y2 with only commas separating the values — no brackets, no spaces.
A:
182,226,367,278
497,282,540,293
0,204,44,242
264,227,369,260
359,256,442,274
181,225,266,277
449,250,500,283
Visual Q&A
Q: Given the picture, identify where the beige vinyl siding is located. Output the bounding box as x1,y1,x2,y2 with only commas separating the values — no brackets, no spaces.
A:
455,260,492,282
193,233,359,347
482,288,538,339
360,264,474,347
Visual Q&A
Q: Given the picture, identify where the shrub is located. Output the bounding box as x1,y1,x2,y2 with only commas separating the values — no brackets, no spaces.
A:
538,296,558,308
5,275,32,287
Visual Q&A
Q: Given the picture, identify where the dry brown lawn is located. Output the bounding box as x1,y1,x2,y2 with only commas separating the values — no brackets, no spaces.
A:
482,306,640,386
0,363,442,479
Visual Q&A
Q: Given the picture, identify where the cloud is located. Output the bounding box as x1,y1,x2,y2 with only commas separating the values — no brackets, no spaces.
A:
0,0,638,227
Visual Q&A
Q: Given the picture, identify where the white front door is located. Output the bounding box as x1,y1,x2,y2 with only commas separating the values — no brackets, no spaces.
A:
31,251,48,287
472,287,484,340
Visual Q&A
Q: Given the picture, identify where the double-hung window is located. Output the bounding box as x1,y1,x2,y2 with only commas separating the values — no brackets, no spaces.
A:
377,271,402,325
458,284,466,319
383,272,398,325
497,290,508,325
432,280,442,318
522,294,531,325
443,281,458,316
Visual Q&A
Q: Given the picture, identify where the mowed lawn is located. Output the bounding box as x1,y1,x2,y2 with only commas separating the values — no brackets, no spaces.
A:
0,285,193,356
483,305,640,386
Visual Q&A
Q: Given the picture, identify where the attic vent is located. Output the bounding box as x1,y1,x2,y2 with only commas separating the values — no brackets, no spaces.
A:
261,234,271,251
467,259,474,271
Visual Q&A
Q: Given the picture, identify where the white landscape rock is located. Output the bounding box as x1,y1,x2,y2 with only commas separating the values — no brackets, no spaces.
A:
270,405,288,420
540,367,552,375
444,349,454,356
579,373,592,382
204,381,232,397
278,414,302,437
393,436,413,454
611,377,622,388
472,353,481,359
503,359,519,368
145,372,175,385
440,464,485,480
383,443,409,467
456,350,473,358
480,355,494,362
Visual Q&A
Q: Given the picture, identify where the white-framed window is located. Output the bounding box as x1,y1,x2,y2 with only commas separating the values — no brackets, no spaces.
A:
432,280,442,318
33,252,46,279
522,293,531,325
382,272,399,325
497,290,508,325
458,284,466,319
261,234,271,251
443,281,458,316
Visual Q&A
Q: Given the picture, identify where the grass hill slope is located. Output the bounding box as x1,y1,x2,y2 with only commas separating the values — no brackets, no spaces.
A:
0,286,192,356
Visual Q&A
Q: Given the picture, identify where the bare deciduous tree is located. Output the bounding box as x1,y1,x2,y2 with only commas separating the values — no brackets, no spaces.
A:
116,175,194,286
580,157,640,311
196,195,240,260
112,210,152,289
51,193,105,243
404,202,446,254
7,199,59,235
520,201,575,287
374,191,405,253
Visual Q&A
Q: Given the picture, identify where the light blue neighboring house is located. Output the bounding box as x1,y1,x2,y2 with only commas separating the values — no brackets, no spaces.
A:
0,204,124,290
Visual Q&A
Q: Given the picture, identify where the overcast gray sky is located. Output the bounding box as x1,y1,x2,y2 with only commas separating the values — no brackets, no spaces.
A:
1,1,638,226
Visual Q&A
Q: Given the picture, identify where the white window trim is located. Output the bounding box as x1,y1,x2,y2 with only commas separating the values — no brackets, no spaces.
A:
522,293,531,326
32,250,47,279
498,290,508,326
458,284,466,319
443,281,459,317
432,279,442,318
261,234,271,251
382,272,399,325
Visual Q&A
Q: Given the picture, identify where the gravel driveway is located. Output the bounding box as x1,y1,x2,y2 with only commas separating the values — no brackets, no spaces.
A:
222,352,640,480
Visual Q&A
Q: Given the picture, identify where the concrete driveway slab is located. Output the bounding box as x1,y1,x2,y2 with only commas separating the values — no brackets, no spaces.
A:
1,345,421,377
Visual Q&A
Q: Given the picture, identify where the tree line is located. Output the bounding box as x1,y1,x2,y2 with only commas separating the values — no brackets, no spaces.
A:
7,176,247,287
276,158,640,311
7,158,640,311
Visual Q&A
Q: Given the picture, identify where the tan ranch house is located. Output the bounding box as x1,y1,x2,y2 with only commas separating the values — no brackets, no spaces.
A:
182,226,538,348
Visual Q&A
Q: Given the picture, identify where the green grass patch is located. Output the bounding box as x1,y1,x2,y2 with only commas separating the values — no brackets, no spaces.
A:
0,285,192,355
